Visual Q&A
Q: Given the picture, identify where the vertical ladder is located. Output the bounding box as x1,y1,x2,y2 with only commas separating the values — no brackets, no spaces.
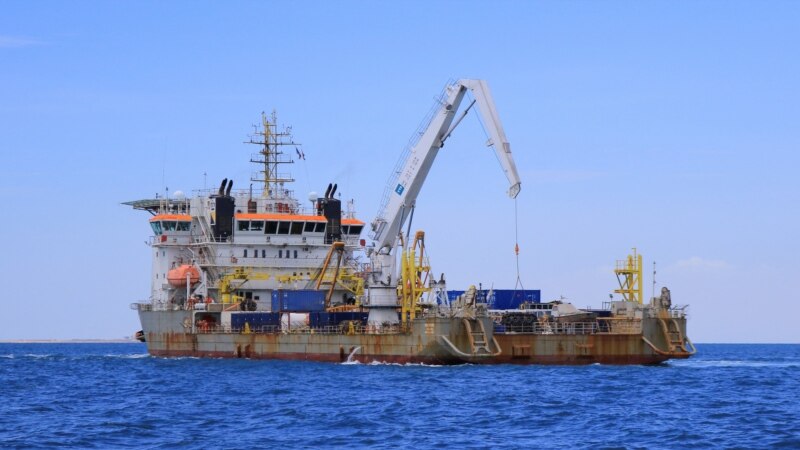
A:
659,318,688,353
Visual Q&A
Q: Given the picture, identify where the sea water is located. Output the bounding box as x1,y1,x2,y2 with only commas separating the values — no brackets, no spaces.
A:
1,343,798,448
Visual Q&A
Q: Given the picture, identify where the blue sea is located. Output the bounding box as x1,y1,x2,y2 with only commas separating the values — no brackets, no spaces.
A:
1,343,798,449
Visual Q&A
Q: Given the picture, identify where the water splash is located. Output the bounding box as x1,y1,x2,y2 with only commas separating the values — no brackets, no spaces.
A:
342,346,362,364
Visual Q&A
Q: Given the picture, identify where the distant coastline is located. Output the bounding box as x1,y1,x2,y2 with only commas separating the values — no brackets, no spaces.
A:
0,339,141,344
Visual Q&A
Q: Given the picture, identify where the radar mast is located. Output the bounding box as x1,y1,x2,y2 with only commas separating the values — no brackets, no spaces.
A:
246,111,297,197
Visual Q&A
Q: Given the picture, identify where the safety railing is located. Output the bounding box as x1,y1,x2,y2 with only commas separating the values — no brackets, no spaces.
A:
193,323,414,336
645,306,688,319
597,318,643,334
130,302,183,312
496,318,644,335
496,322,600,335
150,235,193,245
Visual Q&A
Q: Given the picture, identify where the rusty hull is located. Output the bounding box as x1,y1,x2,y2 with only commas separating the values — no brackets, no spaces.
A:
138,309,691,365
493,316,691,365
139,310,477,364
493,333,665,365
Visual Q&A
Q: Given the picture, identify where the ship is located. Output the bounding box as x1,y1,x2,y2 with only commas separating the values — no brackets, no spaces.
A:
127,79,695,364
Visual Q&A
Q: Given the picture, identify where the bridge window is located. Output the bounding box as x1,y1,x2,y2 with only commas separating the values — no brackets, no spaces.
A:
290,222,304,235
177,222,190,231
238,220,250,231
265,221,278,234
277,221,290,235
304,222,316,233
150,222,163,235
349,225,363,235
163,221,177,231
342,226,350,235
314,223,326,233
250,221,264,231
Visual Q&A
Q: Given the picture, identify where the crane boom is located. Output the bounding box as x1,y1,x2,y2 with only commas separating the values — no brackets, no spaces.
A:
365,79,522,327
370,79,521,252
461,79,521,199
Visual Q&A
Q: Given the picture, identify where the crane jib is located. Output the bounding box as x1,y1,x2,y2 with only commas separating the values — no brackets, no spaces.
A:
370,79,521,251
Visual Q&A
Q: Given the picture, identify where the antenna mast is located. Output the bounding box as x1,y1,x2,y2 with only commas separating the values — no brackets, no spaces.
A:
246,111,296,196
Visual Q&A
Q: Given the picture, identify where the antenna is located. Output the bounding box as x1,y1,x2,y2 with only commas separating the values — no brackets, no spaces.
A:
246,110,297,196
652,261,657,302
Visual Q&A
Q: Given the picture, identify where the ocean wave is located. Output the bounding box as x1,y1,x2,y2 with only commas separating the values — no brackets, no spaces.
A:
103,353,150,359
340,360,446,367
671,359,800,368
2,342,799,449
22,354,56,359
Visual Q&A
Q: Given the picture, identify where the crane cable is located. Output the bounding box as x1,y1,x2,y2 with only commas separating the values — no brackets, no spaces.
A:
514,197,524,291
468,92,525,292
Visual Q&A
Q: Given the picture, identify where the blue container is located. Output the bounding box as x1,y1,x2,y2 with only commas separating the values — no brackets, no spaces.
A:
492,290,541,310
309,312,329,328
446,289,541,310
271,289,326,312
308,311,368,328
330,312,368,325
231,312,280,330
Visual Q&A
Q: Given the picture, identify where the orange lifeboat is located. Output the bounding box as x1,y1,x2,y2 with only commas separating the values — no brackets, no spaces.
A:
167,265,200,287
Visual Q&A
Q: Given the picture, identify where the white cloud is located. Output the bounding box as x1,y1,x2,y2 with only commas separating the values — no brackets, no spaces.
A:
0,35,42,48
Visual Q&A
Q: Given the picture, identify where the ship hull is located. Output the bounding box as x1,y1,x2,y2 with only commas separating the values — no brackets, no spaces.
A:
138,308,692,365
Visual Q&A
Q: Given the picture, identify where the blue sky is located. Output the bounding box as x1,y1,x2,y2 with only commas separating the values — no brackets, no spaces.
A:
1,1,798,342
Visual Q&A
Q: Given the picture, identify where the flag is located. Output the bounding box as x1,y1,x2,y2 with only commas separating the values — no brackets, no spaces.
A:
296,147,306,160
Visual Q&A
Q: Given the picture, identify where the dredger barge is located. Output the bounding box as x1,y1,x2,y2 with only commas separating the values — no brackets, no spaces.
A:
128,79,694,364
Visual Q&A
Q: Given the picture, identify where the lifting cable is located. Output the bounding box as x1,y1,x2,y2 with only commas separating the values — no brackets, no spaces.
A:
514,197,524,292
468,93,525,293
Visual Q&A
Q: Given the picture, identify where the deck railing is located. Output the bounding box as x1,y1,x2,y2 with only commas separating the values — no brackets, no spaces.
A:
194,323,413,336
497,318,643,335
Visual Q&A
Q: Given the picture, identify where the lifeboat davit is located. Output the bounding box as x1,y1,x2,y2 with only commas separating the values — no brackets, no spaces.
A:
167,265,200,287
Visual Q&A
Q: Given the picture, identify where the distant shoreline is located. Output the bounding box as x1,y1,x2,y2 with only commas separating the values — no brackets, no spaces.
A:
0,339,141,344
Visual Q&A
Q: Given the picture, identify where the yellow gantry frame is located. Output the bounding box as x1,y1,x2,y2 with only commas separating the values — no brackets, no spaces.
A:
399,231,432,324
312,241,365,309
219,267,271,304
614,248,643,304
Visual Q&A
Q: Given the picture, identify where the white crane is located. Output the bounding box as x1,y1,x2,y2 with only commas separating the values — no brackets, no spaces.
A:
366,79,522,326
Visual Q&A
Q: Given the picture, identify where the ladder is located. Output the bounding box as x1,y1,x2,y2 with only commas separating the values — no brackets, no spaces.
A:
659,318,688,353
192,208,220,288
463,318,492,355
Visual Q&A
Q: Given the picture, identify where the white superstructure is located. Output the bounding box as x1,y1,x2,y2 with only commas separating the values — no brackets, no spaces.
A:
126,112,365,312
